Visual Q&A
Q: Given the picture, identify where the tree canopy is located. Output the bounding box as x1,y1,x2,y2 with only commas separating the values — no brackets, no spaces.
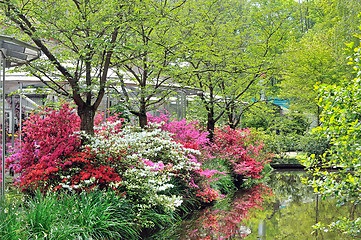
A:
0,0,130,134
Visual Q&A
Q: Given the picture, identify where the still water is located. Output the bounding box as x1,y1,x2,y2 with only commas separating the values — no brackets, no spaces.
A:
150,170,359,240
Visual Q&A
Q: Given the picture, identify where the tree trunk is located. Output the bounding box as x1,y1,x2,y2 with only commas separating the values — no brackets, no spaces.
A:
139,112,148,128
139,101,148,128
207,109,215,142
226,103,237,129
78,104,96,135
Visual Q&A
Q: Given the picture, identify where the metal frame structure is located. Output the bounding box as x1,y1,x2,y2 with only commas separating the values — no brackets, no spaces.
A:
0,35,41,199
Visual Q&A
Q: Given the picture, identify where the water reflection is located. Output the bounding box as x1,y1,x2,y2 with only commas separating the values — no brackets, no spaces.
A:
150,170,359,240
184,184,271,239
244,171,351,240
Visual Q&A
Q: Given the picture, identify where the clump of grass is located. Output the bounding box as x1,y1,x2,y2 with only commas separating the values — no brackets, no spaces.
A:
0,190,141,239
0,197,27,240
0,188,196,239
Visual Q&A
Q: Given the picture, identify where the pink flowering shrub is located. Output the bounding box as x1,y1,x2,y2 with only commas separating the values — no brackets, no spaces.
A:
213,126,272,180
147,112,209,150
94,111,124,135
10,103,81,175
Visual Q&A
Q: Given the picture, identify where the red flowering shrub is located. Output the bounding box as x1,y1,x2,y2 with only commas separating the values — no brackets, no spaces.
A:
20,149,122,193
213,126,272,179
6,104,128,193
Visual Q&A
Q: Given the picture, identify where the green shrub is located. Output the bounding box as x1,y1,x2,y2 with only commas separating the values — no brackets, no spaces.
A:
262,131,302,156
298,134,331,159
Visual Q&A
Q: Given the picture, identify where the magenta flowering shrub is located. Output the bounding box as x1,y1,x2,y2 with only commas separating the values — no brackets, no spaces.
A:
147,112,209,150
13,104,81,174
213,126,271,179
5,104,82,192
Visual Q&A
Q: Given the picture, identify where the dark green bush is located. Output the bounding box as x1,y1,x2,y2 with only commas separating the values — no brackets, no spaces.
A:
298,134,331,159
262,131,302,156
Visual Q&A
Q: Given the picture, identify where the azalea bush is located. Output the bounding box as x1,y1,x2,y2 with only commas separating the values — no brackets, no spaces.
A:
18,150,123,194
6,104,125,194
85,123,203,213
147,112,209,150
6,103,81,175
147,113,230,201
212,126,272,181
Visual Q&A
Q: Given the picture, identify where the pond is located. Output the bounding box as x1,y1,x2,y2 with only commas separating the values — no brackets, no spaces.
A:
148,170,359,240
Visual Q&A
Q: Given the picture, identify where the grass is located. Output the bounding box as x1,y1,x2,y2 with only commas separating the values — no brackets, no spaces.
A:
0,190,177,240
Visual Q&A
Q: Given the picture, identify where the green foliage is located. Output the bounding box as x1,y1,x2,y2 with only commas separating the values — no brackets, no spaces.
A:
201,157,237,196
262,131,300,157
240,103,276,130
111,102,132,123
242,103,310,134
301,35,361,238
0,197,26,240
269,113,310,135
279,31,347,121
0,190,140,240
277,0,361,124
299,134,331,160
243,107,311,162
173,0,297,136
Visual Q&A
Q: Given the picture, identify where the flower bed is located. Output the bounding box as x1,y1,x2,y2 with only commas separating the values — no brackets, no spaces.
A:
3,104,272,239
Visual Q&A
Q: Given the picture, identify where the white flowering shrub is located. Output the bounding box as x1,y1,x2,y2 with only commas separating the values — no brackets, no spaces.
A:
85,123,202,212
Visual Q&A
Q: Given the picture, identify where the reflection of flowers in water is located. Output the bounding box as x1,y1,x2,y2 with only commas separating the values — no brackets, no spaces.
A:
186,184,272,240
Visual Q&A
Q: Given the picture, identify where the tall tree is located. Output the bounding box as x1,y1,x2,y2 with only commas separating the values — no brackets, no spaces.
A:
176,0,296,141
112,0,186,128
0,0,131,134
278,32,343,126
